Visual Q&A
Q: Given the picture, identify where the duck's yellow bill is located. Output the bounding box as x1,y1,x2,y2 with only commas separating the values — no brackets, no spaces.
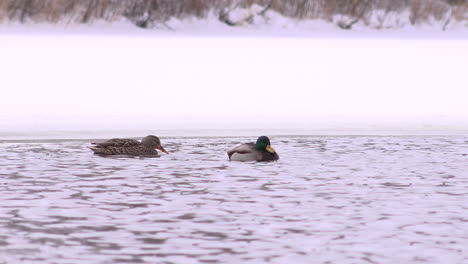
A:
266,145,276,153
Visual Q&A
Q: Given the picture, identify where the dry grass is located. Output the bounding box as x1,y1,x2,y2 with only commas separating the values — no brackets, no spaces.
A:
0,0,466,28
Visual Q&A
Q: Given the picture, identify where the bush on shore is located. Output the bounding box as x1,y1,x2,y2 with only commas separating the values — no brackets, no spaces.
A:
0,0,466,29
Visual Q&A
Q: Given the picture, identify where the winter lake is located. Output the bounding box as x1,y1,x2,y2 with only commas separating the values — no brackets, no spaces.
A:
1,14,467,263
1,134,467,264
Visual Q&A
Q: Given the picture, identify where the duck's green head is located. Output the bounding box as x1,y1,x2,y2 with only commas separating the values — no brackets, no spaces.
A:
255,136,276,153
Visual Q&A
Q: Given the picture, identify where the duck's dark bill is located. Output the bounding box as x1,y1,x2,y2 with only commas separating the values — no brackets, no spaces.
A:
157,146,169,154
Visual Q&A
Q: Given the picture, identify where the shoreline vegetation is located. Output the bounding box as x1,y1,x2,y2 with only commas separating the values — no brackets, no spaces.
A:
0,0,466,30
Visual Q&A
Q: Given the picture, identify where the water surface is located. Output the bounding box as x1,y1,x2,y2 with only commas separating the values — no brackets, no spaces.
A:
1,136,467,264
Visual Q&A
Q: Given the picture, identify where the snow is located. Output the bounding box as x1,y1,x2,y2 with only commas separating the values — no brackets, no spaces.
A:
0,16,467,139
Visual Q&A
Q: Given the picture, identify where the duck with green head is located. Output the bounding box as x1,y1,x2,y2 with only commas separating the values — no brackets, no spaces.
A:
227,136,279,162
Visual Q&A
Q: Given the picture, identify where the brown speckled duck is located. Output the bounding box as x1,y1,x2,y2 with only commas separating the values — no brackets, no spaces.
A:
90,135,168,156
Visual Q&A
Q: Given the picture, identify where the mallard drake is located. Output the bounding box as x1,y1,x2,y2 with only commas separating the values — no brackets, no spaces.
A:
227,136,279,162
90,135,168,156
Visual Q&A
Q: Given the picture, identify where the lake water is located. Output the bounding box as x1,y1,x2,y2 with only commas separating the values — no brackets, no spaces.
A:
0,135,467,264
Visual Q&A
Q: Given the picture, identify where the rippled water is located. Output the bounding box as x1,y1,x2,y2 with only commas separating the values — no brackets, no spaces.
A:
1,135,468,264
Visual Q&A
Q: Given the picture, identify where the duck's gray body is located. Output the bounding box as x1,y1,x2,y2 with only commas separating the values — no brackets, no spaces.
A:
90,135,167,156
227,142,279,162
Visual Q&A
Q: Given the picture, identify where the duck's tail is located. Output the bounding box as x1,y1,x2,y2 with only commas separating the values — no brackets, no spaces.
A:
89,145,104,155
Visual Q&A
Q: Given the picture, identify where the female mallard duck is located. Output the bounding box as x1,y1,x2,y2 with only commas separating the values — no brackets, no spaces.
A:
227,136,279,162
90,135,168,156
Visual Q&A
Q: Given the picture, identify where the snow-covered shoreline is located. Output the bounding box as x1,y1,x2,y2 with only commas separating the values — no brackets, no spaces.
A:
1,14,467,139
0,16,466,39
1,0,466,34
1,118,468,140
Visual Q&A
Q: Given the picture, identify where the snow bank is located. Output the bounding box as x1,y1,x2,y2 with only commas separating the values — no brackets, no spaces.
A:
0,11,467,139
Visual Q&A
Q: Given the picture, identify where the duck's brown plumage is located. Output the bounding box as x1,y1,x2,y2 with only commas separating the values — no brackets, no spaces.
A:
90,135,167,156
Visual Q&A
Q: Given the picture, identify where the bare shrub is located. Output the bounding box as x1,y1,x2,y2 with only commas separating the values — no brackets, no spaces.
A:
409,0,450,24
0,0,465,28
